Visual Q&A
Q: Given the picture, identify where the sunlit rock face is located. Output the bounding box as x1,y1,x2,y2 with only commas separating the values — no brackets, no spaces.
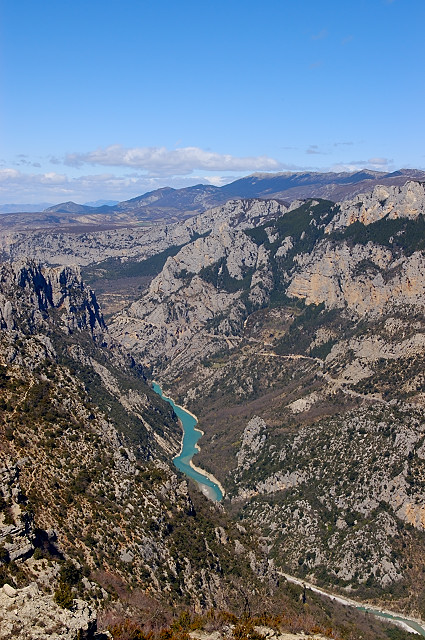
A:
325,180,425,231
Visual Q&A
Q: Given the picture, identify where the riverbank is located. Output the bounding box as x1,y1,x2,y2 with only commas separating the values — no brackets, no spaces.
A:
189,459,226,499
152,381,225,501
279,571,425,636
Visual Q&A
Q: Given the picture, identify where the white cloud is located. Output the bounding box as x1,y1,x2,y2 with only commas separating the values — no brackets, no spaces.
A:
311,29,328,40
330,157,394,173
0,169,69,186
368,157,391,167
0,169,21,182
202,175,234,187
0,167,250,204
0,153,398,205
64,145,286,176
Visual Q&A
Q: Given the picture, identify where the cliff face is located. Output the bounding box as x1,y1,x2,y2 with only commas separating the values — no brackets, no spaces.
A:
0,261,104,336
286,241,425,316
0,259,283,637
326,180,425,231
103,181,425,614
110,224,261,370
0,579,96,640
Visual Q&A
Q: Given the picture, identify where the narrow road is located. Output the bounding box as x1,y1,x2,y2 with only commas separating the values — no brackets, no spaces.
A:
278,570,425,636
257,349,388,405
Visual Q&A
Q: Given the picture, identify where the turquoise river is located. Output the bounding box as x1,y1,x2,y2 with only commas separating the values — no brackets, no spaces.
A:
152,382,224,501
152,384,425,635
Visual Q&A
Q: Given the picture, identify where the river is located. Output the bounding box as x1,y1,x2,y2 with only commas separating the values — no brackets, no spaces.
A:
152,382,224,501
279,571,425,636
152,382,425,635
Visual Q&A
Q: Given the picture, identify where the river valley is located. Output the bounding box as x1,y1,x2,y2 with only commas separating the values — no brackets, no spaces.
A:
152,382,224,501
152,382,425,636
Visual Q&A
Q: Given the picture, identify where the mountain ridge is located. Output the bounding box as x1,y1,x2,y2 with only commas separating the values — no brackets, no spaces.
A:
104,179,425,616
1,169,424,230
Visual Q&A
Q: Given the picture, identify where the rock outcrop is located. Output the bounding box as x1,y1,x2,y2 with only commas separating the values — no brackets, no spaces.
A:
286,240,425,315
0,582,96,640
110,220,271,371
0,261,104,337
326,180,425,231
0,461,35,564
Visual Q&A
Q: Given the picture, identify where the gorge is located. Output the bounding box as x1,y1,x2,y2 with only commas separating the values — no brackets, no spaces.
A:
1,173,425,640
152,382,224,501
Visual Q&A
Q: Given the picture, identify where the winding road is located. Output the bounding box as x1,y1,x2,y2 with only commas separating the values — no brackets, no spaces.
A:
279,570,425,636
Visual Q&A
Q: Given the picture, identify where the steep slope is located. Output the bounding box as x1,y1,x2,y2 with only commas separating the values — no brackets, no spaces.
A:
0,261,278,634
107,181,425,617
0,262,411,640
110,222,262,372
1,169,425,232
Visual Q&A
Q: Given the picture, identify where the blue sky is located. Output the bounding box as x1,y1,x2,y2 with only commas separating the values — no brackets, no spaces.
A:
1,0,424,204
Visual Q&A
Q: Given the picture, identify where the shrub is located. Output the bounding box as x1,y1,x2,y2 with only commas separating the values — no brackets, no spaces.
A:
54,581,74,609
0,545,10,564
59,560,82,586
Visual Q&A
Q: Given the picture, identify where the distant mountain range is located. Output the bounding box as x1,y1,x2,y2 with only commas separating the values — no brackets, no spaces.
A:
83,198,119,207
0,202,53,214
0,199,119,215
1,168,424,230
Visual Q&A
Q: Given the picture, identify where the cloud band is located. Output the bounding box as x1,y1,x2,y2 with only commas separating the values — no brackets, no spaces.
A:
64,145,285,175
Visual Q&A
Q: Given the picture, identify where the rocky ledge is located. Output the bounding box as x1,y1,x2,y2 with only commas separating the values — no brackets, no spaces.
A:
0,582,96,640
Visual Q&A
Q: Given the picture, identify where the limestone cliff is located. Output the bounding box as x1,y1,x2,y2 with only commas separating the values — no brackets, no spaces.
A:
110,224,263,371
0,261,104,337
0,199,288,267
326,180,425,231
286,240,425,316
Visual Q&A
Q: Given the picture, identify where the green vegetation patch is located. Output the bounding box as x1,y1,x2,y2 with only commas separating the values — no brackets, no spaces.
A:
335,215,425,255
82,244,185,283
274,303,340,356
246,199,337,247
199,257,254,293
245,200,339,306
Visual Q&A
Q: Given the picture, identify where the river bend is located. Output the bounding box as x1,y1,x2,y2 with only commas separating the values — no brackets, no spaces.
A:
152,382,224,501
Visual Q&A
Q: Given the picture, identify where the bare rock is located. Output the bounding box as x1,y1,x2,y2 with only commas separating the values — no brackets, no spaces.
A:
0,583,96,639
326,180,425,231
